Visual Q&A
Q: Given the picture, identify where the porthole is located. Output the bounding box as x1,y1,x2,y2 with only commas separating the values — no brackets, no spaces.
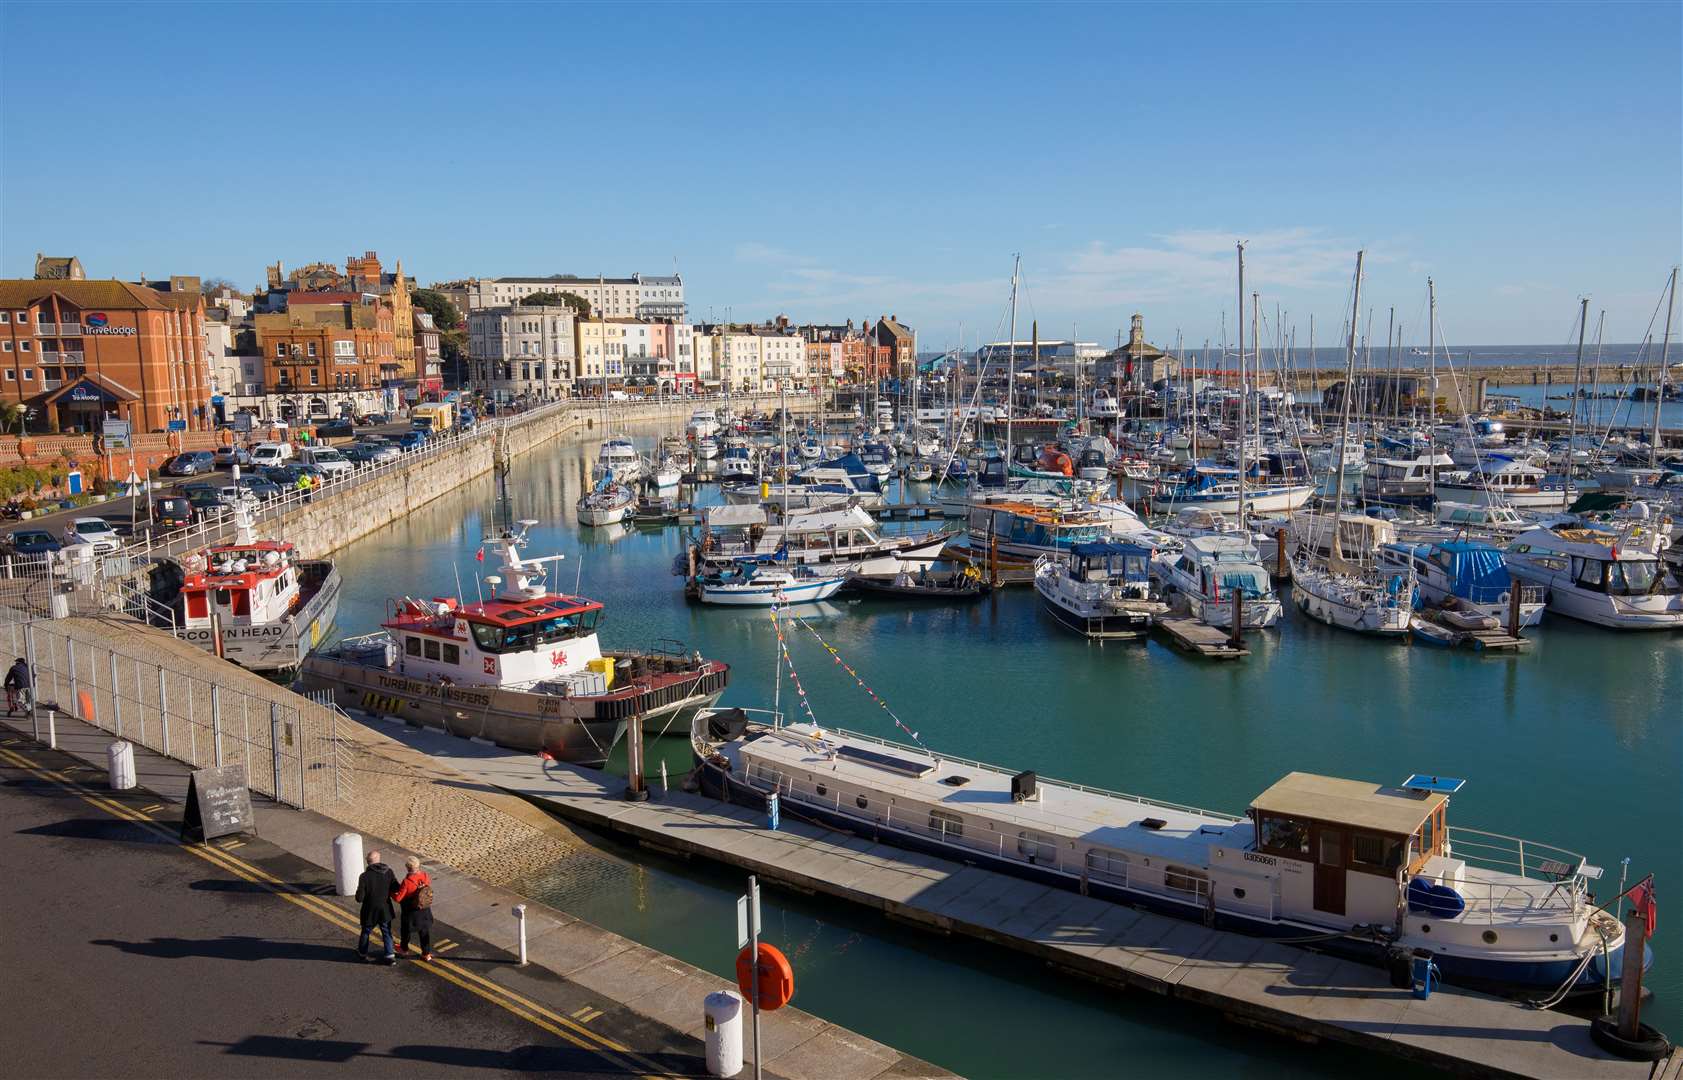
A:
815,784,826,798
1421,924,1431,933
1549,933,1559,943
1482,930,1498,945
1233,887,1247,900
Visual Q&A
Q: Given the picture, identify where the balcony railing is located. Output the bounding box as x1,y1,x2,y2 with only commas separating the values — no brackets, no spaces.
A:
57,323,82,337
33,322,56,335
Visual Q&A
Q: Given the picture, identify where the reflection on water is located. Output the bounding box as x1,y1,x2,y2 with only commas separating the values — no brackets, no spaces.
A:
326,420,1682,1077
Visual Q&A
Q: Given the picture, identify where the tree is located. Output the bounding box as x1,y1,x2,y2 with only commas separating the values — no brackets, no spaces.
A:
411,288,463,331
200,277,242,298
519,291,591,318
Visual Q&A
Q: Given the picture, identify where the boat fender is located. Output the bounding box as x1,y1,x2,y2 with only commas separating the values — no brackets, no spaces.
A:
1589,1015,1672,1062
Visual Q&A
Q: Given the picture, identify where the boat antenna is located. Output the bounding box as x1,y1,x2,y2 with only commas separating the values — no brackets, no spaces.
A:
453,560,466,609
574,545,584,593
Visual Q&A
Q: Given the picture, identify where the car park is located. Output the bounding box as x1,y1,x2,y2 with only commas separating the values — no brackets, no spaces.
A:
235,475,283,501
162,450,216,476
63,517,122,554
2,529,62,556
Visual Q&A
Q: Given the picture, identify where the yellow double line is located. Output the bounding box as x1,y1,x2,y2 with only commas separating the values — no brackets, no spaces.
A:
0,745,678,1079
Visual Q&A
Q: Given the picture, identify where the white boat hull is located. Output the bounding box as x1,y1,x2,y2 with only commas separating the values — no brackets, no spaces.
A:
698,577,845,606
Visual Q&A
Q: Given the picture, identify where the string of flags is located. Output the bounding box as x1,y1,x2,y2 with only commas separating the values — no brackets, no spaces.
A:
791,614,929,755
768,604,819,727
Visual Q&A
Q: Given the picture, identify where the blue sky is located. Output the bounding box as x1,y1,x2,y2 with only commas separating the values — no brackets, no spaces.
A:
3,2,1678,348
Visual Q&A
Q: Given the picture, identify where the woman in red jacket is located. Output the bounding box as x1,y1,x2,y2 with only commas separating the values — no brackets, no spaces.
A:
391,855,435,960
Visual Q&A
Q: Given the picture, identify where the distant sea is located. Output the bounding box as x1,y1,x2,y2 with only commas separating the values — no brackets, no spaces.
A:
923,343,1678,374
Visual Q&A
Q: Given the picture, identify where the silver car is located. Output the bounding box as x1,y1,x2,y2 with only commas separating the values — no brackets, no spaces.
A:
63,517,122,555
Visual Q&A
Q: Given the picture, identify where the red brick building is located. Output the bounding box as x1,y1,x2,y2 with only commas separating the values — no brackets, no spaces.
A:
0,279,210,433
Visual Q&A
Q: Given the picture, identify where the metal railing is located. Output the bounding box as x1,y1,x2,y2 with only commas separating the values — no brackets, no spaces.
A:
2,605,347,811
1444,826,1588,918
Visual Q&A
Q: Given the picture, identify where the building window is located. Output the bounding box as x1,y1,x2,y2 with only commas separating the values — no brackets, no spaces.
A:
14,312,26,323
22,369,33,382
17,341,29,352
275,343,287,358
0,313,8,324
2,371,11,381
307,342,317,358
0,342,9,353
309,369,319,385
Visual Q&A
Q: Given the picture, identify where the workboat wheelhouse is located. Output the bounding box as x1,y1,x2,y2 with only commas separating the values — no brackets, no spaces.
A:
298,522,728,763
158,508,341,673
693,716,1642,998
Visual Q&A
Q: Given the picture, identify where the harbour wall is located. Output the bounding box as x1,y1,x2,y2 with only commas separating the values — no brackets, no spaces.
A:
269,394,809,557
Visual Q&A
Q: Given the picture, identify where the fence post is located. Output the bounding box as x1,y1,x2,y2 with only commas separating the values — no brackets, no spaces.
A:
211,684,224,767
23,621,37,735
67,638,77,711
243,697,250,771
295,706,307,810
331,706,341,803
109,650,121,736
158,666,170,758
270,703,283,804
186,676,196,765
133,658,144,747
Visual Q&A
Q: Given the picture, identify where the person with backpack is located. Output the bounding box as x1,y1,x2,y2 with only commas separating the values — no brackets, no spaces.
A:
391,855,435,961
354,849,398,964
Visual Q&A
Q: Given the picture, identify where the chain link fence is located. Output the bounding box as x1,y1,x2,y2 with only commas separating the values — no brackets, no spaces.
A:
2,607,354,810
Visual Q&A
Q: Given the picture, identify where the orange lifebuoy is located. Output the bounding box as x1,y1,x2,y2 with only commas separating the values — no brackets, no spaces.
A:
735,942,794,1011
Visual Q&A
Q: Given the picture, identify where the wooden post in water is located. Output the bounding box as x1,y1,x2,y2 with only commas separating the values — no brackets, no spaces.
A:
1229,587,1244,650
1618,908,1648,1039
1508,585,1521,640
1275,528,1289,581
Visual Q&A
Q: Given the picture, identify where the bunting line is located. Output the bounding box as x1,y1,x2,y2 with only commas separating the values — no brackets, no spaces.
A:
768,603,819,728
790,614,928,754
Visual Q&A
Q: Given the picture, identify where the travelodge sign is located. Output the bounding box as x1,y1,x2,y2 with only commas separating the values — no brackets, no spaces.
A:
84,312,136,336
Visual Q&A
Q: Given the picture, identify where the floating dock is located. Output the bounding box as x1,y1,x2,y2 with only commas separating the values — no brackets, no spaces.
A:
1155,617,1249,659
372,719,1668,1080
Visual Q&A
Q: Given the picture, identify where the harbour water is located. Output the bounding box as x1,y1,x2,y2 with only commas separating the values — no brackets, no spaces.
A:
326,420,1680,1078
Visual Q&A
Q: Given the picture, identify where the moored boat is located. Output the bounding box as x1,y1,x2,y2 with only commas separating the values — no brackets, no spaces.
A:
1033,541,1166,639
298,523,728,761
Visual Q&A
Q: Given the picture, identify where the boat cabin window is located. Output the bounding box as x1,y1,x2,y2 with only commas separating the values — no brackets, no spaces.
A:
928,809,964,839
1574,558,1606,592
405,636,422,657
1349,831,1406,875
442,643,460,665
1085,849,1130,883
424,639,441,661
1017,831,1056,864
1164,865,1209,896
1610,560,1673,595
1256,814,1312,857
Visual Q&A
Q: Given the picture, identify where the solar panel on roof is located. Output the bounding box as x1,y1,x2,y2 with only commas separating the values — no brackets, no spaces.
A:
835,744,935,777
1403,774,1466,793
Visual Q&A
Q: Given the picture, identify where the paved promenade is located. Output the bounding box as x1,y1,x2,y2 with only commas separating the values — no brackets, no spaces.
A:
0,708,950,1080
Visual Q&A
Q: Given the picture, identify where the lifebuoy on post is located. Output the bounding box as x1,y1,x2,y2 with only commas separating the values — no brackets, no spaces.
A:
734,942,794,1011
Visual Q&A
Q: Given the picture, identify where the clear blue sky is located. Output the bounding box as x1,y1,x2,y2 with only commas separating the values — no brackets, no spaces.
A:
3,2,1678,348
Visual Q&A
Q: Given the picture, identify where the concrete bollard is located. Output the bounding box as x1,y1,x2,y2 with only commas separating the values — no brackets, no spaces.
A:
46,709,56,749
513,903,528,966
332,833,364,896
107,740,136,791
704,989,745,1077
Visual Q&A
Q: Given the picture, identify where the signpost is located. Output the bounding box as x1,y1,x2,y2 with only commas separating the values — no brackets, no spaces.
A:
737,877,763,1080
181,763,256,843
734,875,795,1080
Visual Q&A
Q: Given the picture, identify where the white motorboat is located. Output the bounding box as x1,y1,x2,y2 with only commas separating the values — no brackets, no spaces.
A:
718,438,757,481
1378,540,1545,627
905,458,935,483
693,436,721,461
591,436,644,485
694,716,1641,999
798,436,823,461
1308,439,1368,475
576,479,635,526
1505,524,1683,629
686,410,721,439
1361,452,1456,508
1436,460,1580,510
1033,541,1166,639
1434,501,1535,538
652,458,684,489
692,504,946,577
1089,389,1120,419
1153,534,1283,629
859,440,895,478
693,563,845,606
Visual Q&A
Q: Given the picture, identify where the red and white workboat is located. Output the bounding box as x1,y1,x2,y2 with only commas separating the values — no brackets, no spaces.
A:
297,521,728,766
158,509,341,673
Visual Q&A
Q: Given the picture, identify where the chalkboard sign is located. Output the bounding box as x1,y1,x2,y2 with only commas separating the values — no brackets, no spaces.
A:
181,764,256,843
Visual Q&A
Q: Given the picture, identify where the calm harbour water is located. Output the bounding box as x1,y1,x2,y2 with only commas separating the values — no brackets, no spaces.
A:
325,420,1680,1078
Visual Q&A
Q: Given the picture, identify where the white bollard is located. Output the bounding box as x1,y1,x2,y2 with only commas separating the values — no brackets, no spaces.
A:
704,989,745,1077
332,833,364,896
107,740,136,791
513,903,528,965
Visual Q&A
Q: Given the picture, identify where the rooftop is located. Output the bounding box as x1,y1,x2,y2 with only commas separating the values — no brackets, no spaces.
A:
1249,772,1444,836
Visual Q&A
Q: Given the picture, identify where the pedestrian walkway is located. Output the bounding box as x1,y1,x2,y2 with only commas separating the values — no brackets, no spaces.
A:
0,709,950,1080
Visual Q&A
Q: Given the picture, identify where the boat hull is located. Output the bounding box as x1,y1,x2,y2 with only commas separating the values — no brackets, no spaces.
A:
171,560,342,673
695,761,1629,997
697,578,844,606
1290,575,1411,635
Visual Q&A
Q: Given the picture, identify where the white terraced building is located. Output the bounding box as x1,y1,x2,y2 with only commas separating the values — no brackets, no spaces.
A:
441,274,685,321
467,303,577,400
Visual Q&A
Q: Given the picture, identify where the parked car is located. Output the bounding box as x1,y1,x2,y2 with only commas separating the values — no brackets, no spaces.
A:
397,431,428,452
63,517,122,554
298,445,354,477
315,420,355,440
235,475,284,501
264,464,326,490
338,444,375,467
2,529,63,556
358,413,389,427
353,440,401,464
151,496,195,529
162,450,216,476
212,445,252,469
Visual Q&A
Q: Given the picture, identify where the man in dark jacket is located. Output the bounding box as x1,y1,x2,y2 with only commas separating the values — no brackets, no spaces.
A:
354,849,398,964
5,657,31,716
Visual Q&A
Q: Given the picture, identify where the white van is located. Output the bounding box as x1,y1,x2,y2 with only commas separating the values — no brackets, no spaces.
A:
298,446,353,477
250,442,294,467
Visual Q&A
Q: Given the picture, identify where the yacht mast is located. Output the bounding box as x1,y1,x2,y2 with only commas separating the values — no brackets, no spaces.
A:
1564,296,1588,510
1331,252,1366,515
1236,242,1247,523
1006,254,1020,471
1654,266,1677,468
1426,277,1437,501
